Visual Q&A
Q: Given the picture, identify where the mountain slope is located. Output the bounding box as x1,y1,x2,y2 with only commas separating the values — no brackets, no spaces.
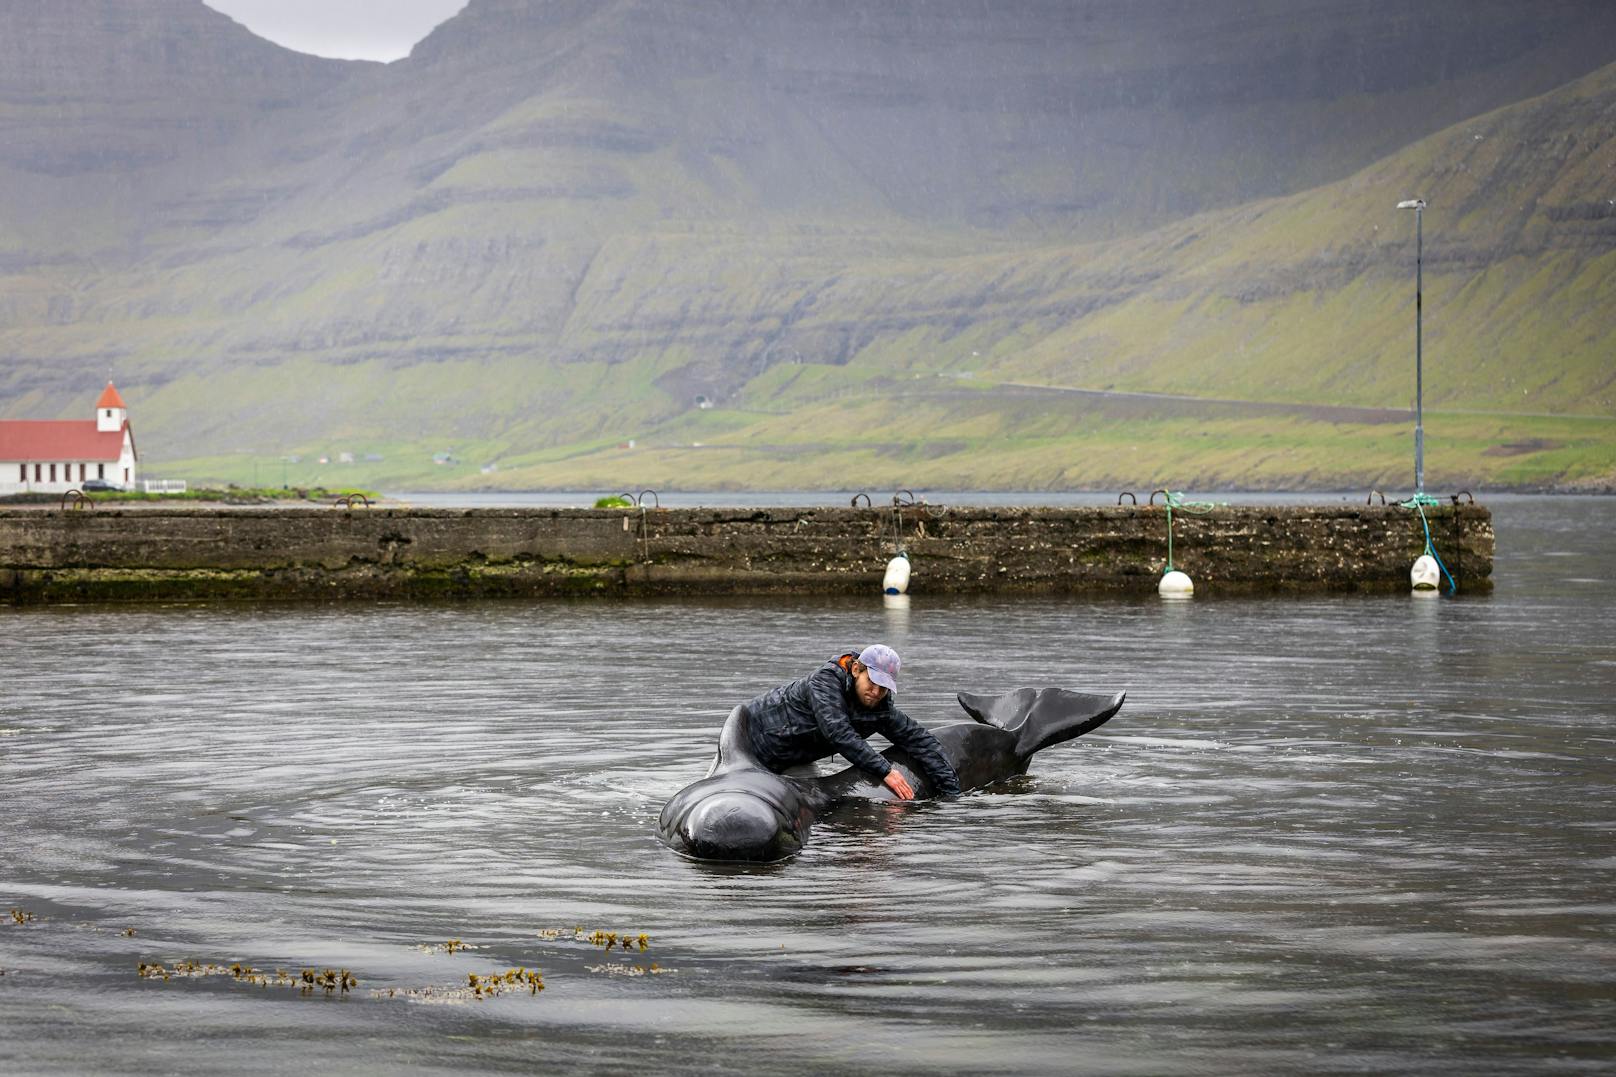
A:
408,58,1616,492
1,0,1614,491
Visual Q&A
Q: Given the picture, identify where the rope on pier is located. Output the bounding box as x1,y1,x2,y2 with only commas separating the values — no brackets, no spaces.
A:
1153,489,1222,573
1400,492,1458,594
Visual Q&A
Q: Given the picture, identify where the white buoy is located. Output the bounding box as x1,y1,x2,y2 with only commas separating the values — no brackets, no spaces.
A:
883,553,911,595
1158,569,1194,596
1411,554,1440,591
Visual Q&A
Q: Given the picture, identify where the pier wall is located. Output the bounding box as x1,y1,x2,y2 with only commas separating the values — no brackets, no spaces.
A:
0,503,1493,603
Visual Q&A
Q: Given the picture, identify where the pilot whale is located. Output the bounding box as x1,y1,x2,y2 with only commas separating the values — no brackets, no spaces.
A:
657,687,1125,862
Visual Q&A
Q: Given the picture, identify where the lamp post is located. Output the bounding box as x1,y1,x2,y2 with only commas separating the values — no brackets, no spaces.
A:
1397,198,1426,495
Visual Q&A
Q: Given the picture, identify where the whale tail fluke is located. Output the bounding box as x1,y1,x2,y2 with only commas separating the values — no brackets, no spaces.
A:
956,688,1125,760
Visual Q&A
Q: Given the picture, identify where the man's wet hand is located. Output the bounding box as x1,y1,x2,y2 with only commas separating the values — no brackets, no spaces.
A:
883,770,915,800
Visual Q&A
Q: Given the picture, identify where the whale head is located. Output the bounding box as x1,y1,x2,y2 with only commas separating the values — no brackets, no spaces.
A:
657,705,823,862
666,786,804,862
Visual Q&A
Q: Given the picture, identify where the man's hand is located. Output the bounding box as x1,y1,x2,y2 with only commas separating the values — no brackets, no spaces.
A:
883,769,915,800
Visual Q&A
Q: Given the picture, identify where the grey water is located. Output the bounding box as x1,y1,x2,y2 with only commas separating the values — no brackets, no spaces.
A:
2,495,1612,1075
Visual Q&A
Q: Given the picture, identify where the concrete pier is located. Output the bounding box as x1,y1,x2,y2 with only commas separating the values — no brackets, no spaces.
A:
0,503,1493,603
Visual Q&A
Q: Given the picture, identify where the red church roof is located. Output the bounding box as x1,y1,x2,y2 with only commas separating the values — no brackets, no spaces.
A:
0,420,130,462
96,381,127,409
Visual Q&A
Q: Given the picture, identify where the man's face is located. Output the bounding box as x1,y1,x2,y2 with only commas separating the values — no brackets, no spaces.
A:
851,662,888,708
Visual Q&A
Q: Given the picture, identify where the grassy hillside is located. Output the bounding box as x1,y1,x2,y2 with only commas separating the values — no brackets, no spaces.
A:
152,61,1616,495
159,390,1614,495
4,2,1615,493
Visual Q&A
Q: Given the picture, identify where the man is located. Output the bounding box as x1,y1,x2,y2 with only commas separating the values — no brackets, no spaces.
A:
744,644,961,799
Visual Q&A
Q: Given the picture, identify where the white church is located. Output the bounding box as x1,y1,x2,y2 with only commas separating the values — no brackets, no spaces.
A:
0,382,139,494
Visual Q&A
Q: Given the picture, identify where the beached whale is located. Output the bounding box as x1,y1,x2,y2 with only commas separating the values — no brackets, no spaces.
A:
657,687,1125,862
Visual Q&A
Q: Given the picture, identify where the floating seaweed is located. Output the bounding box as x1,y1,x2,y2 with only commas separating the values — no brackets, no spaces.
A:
372,967,544,1004
584,962,671,977
535,925,585,941
468,967,545,998
585,930,652,953
535,926,651,952
137,961,357,996
414,938,481,955
8,908,37,925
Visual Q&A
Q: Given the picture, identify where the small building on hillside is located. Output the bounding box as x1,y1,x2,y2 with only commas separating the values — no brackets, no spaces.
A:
0,382,139,494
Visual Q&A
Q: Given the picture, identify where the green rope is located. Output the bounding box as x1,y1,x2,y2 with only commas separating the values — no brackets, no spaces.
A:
1159,490,1223,574
1398,493,1458,593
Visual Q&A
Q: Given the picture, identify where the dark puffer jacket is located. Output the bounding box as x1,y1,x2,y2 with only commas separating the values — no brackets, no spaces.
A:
744,652,961,797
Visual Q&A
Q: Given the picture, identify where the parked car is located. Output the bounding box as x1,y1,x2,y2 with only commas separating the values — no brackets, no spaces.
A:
80,479,121,492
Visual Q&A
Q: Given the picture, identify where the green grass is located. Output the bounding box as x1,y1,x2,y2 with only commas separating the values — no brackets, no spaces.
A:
149,396,1613,493
96,485,378,503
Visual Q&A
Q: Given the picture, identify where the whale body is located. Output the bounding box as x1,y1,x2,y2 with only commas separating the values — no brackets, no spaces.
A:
657,687,1125,862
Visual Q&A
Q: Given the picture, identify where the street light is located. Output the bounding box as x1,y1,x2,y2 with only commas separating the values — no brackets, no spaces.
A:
1397,197,1426,495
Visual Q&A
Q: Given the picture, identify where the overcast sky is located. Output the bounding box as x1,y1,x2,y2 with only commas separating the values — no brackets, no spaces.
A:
202,1,469,62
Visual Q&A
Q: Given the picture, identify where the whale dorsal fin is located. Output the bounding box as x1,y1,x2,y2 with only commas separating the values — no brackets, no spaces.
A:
706,704,765,777
956,688,1126,760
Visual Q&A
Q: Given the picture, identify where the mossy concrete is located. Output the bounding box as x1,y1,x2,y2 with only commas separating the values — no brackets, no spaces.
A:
0,503,1493,604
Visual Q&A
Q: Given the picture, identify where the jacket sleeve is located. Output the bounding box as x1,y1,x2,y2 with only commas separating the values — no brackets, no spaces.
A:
879,705,962,797
807,664,893,778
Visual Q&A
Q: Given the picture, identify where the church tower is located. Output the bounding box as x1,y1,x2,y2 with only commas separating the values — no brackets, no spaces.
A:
96,381,127,433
